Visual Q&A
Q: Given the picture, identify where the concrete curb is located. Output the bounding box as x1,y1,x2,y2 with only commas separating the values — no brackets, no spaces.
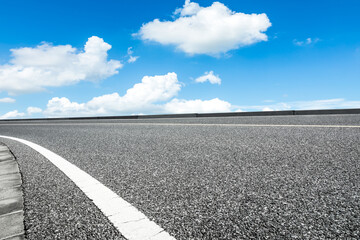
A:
0,143,25,240
0,108,360,122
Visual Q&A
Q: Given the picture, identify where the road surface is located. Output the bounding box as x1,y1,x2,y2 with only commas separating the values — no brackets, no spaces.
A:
0,114,359,239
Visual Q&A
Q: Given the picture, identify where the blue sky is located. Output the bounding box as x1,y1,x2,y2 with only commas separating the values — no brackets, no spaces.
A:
0,0,359,118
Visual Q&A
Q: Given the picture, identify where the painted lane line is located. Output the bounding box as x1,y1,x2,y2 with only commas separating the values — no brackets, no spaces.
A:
0,122,360,128
0,135,175,240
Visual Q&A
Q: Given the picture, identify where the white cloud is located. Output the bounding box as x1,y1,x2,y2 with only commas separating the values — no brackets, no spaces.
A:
137,1,271,55
237,98,360,111
43,72,232,117
122,72,180,103
128,55,139,63
0,97,15,103
87,72,181,110
0,36,122,95
293,37,320,46
262,107,274,111
290,98,360,110
127,47,133,55
127,47,139,63
174,0,201,16
27,107,42,115
0,110,25,119
44,97,87,116
44,72,181,116
164,98,231,113
0,106,41,119
195,71,221,84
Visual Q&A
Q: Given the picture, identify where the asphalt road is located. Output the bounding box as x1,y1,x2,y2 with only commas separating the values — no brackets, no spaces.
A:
0,114,359,239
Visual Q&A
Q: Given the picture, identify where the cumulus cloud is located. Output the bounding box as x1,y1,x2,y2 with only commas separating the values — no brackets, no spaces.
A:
174,0,201,16
39,95,360,117
44,73,181,116
87,72,181,111
262,107,274,111
42,72,232,117
293,37,320,46
27,107,42,115
164,98,231,113
0,97,15,103
0,106,42,119
0,36,122,95
45,97,87,116
0,110,25,119
137,1,271,55
195,71,221,84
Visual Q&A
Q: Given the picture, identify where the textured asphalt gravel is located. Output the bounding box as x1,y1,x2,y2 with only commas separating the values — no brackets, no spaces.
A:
0,114,359,239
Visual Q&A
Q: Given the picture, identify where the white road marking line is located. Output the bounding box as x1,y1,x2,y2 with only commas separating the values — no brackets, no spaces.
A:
0,135,176,240
0,122,360,128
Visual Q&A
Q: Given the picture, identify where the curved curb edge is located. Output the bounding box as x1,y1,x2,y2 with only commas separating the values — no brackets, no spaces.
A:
0,142,26,240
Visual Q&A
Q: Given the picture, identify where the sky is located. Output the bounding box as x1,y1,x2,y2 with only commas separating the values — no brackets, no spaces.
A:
0,0,359,118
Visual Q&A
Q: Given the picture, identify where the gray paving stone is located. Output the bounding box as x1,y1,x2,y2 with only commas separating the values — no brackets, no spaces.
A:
0,197,24,215
0,173,22,189
0,159,15,167
0,160,13,165
0,155,14,162
2,234,26,240
0,211,25,239
0,173,21,182
0,146,8,151
0,186,22,201
0,153,12,159
0,144,25,240
0,151,11,155
0,161,19,175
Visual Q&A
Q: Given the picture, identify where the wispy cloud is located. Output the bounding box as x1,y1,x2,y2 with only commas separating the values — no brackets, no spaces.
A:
293,37,320,46
127,47,139,63
195,71,221,84
236,98,360,111
128,55,139,63
0,97,15,103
